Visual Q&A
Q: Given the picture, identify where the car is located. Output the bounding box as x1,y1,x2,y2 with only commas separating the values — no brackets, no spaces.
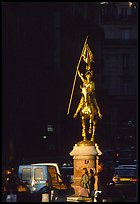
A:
18,164,53,194
31,163,63,184
18,163,69,202
115,149,136,165
32,163,61,175
19,163,68,190
112,166,138,198
112,167,138,187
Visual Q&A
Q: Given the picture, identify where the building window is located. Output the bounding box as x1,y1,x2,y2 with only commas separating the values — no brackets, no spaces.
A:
122,30,130,40
47,124,53,132
101,3,111,18
122,55,129,70
121,7,128,18
123,82,128,95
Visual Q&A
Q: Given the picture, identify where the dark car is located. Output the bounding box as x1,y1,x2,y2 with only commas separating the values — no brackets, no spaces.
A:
96,182,125,202
112,166,138,198
113,167,137,186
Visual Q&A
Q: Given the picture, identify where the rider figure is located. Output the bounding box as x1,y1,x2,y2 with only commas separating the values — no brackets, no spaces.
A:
73,65,102,141
74,66,102,119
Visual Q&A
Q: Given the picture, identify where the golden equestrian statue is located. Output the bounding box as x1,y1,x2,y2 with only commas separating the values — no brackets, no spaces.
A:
73,65,102,142
67,36,102,143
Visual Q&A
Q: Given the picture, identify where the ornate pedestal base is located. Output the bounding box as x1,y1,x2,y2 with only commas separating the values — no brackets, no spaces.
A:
70,140,98,195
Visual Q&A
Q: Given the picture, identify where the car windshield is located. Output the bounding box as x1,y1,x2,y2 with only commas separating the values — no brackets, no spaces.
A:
61,167,74,176
115,169,136,177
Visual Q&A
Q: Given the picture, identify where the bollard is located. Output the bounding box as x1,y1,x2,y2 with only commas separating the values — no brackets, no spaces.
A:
102,199,107,202
6,193,17,202
102,198,112,202
6,195,11,202
42,193,49,202
51,190,55,201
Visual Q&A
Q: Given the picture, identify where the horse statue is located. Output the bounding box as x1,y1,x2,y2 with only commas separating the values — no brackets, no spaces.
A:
73,69,102,142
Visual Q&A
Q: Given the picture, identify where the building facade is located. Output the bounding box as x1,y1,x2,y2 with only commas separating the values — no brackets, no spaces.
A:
3,2,138,164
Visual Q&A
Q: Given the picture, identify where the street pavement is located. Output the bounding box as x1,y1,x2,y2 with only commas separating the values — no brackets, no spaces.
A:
53,190,138,202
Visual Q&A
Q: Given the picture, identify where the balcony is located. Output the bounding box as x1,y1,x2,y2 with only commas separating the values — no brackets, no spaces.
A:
103,39,137,48
101,15,138,25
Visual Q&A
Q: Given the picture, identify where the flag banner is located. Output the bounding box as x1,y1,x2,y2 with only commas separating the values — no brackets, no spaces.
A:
82,43,93,65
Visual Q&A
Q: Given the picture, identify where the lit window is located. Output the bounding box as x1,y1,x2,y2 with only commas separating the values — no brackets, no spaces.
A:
47,124,53,132
43,135,47,139
100,2,109,5
128,2,133,8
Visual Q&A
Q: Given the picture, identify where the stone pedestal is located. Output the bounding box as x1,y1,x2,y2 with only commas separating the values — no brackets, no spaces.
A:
69,140,99,195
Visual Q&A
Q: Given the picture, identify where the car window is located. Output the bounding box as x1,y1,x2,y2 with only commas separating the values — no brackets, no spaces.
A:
115,169,136,177
22,168,31,180
34,168,44,180
61,167,74,176
48,165,62,184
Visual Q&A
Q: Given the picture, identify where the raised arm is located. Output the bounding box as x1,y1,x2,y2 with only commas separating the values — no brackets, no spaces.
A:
77,70,85,83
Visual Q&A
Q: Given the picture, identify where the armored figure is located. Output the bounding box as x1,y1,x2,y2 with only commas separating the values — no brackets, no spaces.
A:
73,66,102,142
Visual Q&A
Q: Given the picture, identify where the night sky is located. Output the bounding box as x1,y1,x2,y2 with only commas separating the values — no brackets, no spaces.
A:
2,3,99,162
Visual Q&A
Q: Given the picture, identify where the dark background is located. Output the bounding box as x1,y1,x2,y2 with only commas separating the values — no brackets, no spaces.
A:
2,2,138,166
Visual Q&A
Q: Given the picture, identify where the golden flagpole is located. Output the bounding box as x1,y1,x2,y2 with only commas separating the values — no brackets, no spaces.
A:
67,35,88,115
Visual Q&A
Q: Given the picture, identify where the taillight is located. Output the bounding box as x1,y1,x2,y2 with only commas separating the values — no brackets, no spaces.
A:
46,179,49,187
3,186,6,192
130,178,138,182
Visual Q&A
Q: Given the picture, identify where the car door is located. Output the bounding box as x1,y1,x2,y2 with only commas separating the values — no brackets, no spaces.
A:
32,165,48,193
18,165,33,192
18,165,48,193
47,165,67,190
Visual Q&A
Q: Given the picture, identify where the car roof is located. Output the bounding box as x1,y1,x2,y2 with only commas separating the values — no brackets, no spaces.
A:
118,164,137,166
31,163,61,175
117,165,137,168
61,166,73,169
115,167,136,170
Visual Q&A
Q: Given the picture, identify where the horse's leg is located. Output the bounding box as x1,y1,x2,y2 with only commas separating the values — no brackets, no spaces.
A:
89,117,92,134
81,116,86,141
74,97,84,117
90,120,96,142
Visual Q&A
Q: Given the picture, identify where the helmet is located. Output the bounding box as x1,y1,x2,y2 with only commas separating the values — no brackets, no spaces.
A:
85,70,93,76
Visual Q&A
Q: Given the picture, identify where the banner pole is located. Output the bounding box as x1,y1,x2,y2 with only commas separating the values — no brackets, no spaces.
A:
67,35,88,115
